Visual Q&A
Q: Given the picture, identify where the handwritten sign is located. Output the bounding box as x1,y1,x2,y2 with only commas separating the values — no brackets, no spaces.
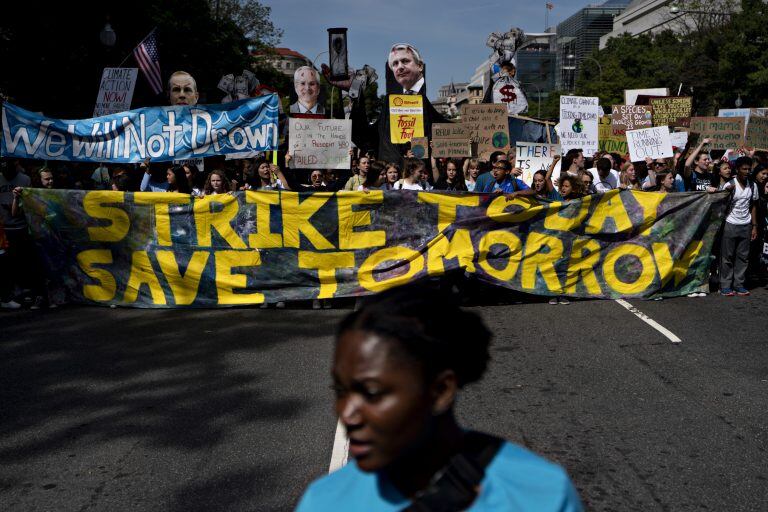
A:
410,137,429,159
626,126,674,162
93,68,138,117
460,104,509,161
289,118,351,169
745,116,768,150
669,131,689,150
515,142,561,185
598,116,628,154
611,105,653,135
688,117,745,150
650,97,692,127
559,96,599,155
432,123,469,158
389,95,424,143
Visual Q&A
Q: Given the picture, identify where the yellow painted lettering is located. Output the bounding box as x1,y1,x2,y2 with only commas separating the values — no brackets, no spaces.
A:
124,251,167,304
83,191,130,242
245,190,283,248
418,192,480,232
337,191,386,249
521,232,564,293
298,251,356,299
281,192,334,250
193,194,247,249
134,192,191,246
543,196,592,232
426,228,476,275
76,249,116,302
486,195,541,224
358,246,424,293
477,230,522,282
630,190,665,236
564,238,603,295
585,190,633,234
214,250,264,305
652,241,704,287
156,250,210,306
603,244,656,295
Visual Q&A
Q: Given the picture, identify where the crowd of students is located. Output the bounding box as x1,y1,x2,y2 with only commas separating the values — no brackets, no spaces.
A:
1,138,767,309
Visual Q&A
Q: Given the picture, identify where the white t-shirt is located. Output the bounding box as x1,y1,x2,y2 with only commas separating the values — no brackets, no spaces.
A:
721,178,758,225
588,168,620,192
394,181,423,191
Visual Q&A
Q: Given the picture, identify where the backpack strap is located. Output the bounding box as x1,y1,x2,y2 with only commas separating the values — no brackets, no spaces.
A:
401,432,504,512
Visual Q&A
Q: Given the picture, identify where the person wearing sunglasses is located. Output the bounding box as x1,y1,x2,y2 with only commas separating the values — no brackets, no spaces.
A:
642,158,684,191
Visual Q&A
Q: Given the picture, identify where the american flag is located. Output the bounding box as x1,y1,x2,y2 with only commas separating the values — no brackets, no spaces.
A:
546,2,554,9
133,30,162,94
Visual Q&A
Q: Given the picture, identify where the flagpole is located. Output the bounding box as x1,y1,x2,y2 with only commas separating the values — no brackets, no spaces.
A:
115,28,157,68
545,3,549,31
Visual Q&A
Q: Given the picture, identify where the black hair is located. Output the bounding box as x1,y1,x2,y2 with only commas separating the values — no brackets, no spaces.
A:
610,153,623,169
497,160,512,172
562,148,582,171
169,165,191,193
489,151,505,164
596,157,612,174
337,283,491,388
111,174,132,191
734,156,753,170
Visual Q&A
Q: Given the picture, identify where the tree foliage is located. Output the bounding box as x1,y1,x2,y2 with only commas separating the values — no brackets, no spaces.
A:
209,0,283,49
575,0,768,114
0,0,281,117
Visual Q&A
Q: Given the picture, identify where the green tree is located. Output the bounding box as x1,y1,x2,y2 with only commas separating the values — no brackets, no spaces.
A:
0,0,282,117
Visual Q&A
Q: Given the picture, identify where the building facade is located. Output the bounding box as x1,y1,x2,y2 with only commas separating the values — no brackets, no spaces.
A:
555,0,630,91
251,47,313,77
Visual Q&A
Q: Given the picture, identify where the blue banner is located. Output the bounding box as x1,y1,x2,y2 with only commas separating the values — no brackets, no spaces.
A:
1,95,279,163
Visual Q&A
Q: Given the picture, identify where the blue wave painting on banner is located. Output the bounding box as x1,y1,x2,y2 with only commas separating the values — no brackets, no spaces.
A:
1,95,279,163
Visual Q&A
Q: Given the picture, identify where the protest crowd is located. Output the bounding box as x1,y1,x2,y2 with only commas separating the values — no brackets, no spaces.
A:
2,37,768,311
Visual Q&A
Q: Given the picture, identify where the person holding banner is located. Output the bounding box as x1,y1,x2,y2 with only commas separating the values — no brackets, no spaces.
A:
296,284,582,511
343,157,370,191
588,158,620,192
619,162,641,190
433,160,467,191
203,169,232,195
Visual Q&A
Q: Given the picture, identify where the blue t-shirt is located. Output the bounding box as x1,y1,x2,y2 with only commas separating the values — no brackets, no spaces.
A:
296,440,583,511
487,176,529,194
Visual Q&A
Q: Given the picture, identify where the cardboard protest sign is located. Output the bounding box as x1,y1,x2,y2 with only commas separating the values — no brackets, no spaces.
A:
289,118,351,169
2,97,279,163
515,142,561,185
626,126,674,162
745,116,768,150
93,68,138,117
431,123,469,158
559,96,599,155
650,97,692,127
598,115,628,154
389,95,424,143
611,105,653,135
624,88,669,106
410,137,429,159
688,117,745,150
669,131,689,150
460,104,509,161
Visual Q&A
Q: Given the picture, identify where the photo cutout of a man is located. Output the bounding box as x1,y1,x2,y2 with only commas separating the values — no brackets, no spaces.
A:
386,44,425,95
290,66,325,115
168,71,199,106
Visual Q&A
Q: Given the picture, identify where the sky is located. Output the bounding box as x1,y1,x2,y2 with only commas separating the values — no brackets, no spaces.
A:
264,0,593,99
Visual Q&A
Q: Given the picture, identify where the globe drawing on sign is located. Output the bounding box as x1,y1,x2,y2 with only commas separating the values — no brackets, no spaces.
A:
411,144,426,159
492,131,509,148
572,119,583,133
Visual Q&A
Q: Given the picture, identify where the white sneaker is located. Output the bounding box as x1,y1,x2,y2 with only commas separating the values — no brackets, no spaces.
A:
276,301,286,309
1,300,21,310
312,299,321,310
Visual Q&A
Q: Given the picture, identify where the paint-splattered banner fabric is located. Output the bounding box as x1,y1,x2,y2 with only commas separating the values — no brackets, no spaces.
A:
22,189,727,307
1,96,279,163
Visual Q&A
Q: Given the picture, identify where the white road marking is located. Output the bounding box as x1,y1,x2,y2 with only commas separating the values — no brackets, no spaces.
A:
328,419,349,473
614,299,682,344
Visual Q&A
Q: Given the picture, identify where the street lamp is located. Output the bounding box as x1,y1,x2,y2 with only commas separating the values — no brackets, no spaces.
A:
735,94,742,108
521,81,542,118
100,21,116,48
582,56,603,81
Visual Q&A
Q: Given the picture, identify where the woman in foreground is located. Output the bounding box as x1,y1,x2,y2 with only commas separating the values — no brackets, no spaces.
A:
296,284,582,511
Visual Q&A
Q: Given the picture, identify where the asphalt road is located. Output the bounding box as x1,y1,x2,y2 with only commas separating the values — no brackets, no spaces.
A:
1,285,766,511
